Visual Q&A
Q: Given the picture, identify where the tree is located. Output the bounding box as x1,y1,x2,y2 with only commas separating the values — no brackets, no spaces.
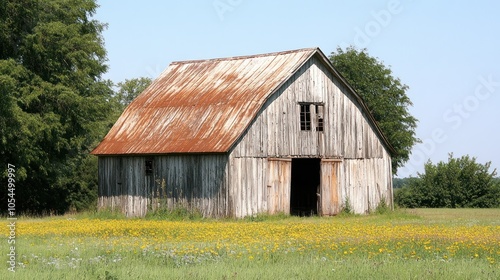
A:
395,154,500,208
393,177,415,189
115,77,152,110
0,0,114,214
329,47,419,174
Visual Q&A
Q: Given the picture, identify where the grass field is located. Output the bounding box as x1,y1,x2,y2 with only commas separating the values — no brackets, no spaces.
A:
2,209,499,279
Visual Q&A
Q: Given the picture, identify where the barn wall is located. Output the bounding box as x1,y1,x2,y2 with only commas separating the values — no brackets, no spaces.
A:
225,152,393,217
227,156,268,218
229,55,392,216
98,154,229,217
338,150,393,214
98,156,149,217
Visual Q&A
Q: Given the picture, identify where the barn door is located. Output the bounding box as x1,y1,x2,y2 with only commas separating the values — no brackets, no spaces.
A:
320,159,342,216
267,158,292,215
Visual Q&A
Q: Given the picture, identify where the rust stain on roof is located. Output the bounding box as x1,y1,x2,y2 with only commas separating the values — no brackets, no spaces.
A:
91,48,318,155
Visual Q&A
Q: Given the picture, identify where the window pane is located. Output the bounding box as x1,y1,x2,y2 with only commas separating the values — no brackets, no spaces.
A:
316,105,324,132
300,104,311,131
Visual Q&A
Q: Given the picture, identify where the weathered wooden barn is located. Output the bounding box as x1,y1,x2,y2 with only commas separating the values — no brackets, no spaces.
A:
91,48,394,218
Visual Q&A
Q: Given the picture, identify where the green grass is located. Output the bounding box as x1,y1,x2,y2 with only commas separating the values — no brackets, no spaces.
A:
73,208,127,220
409,208,500,225
5,251,498,280
1,208,499,279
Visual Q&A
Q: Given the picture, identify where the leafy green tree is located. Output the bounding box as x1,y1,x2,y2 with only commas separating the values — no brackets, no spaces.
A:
329,47,419,174
115,77,152,110
395,154,500,208
0,0,113,214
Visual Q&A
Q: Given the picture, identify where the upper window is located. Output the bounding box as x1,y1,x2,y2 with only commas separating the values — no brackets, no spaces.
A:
299,103,324,132
300,104,311,131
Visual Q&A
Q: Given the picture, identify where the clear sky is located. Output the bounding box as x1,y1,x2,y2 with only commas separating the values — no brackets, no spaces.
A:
94,0,500,177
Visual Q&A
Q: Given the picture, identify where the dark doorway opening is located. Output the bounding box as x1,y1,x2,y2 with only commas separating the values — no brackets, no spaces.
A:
290,158,320,216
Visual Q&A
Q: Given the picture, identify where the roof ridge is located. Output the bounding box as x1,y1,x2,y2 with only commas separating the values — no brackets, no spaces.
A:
170,47,319,65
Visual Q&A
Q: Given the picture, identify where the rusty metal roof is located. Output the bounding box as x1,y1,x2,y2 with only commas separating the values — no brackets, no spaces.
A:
91,47,395,156
92,48,318,155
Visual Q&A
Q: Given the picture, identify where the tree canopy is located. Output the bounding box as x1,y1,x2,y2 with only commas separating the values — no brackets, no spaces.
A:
0,0,114,213
329,47,419,174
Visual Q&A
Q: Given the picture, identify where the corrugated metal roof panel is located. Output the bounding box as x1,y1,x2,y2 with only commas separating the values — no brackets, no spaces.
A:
92,48,318,155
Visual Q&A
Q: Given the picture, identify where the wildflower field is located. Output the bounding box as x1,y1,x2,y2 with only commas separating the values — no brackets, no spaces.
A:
2,209,499,279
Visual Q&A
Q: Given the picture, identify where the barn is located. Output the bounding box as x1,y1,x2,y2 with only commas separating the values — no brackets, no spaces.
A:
91,47,395,218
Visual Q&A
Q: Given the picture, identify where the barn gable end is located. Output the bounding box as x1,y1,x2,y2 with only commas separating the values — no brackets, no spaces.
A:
228,53,392,217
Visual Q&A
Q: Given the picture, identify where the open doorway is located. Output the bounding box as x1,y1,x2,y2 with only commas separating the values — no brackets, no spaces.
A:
290,158,320,216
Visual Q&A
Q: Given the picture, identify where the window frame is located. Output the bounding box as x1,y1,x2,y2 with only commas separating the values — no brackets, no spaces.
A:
298,102,325,132
299,103,312,131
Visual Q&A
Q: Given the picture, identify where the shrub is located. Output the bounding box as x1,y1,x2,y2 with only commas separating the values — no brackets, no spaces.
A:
339,197,354,216
374,197,390,214
396,154,499,208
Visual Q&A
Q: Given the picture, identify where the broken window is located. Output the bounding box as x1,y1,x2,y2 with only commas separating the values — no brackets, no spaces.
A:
299,103,324,132
316,104,324,132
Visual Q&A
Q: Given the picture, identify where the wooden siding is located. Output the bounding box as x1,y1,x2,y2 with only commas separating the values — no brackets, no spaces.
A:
228,156,268,217
231,56,385,159
338,152,393,213
98,157,149,217
98,154,229,217
226,153,392,217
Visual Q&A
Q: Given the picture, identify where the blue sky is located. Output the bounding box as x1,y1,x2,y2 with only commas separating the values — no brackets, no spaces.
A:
94,0,500,177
